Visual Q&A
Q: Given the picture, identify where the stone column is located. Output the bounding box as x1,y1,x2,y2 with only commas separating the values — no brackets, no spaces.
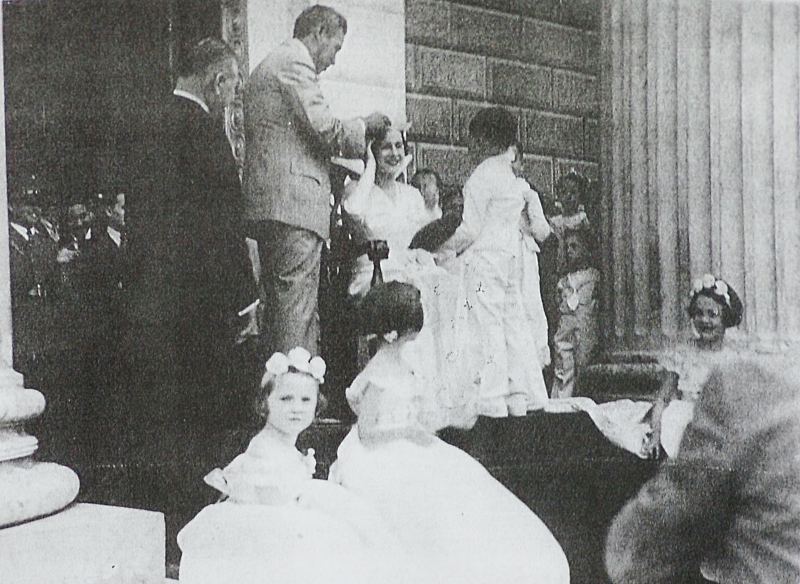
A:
600,0,800,350
0,4,79,528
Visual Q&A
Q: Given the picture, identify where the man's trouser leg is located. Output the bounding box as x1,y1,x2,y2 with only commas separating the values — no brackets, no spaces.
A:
252,220,323,356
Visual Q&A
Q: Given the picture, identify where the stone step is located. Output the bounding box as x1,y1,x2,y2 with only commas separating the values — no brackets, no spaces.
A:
0,502,165,583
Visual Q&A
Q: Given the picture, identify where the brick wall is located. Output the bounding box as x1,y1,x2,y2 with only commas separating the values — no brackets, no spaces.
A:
405,0,600,199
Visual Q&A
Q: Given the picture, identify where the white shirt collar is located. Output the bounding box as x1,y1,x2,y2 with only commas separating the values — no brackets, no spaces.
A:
107,226,122,247
10,222,29,241
173,89,209,114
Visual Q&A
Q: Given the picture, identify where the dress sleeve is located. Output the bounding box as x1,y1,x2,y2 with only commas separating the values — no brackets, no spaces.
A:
275,53,366,158
518,178,552,243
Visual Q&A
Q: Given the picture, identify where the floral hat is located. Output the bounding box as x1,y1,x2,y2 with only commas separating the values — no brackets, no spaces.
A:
264,347,326,384
688,274,744,328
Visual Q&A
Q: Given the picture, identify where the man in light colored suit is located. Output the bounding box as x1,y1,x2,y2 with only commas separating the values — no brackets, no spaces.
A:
244,4,390,356
605,358,800,584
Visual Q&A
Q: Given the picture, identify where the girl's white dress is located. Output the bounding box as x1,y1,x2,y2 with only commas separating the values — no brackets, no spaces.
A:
443,154,549,416
330,342,570,584
545,343,743,458
343,179,474,428
177,432,405,584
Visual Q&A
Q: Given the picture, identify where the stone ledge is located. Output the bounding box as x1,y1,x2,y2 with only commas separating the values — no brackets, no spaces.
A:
0,502,164,584
0,459,79,526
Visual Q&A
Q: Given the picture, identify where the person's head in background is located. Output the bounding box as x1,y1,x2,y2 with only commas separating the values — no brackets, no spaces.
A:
294,5,348,74
175,37,240,122
687,275,743,350
511,141,525,178
467,107,519,166
555,170,588,216
563,227,594,274
411,168,443,211
93,192,126,233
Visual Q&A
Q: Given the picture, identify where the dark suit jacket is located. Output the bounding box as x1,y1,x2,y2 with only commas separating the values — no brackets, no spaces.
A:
128,95,255,362
605,358,800,584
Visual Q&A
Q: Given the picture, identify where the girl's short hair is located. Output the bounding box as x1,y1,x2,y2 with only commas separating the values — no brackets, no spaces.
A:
468,106,518,151
254,368,327,422
358,281,424,336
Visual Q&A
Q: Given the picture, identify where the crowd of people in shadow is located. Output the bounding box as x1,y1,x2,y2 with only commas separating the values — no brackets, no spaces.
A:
7,4,800,583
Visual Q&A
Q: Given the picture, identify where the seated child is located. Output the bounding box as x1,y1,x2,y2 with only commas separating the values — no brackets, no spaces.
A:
178,348,402,584
551,228,600,398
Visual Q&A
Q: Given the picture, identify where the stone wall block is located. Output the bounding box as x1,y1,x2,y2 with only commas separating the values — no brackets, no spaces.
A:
406,0,450,46
407,93,453,143
519,18,595,73
521,154,554,197
451,4,521,60
417,46,486,99
490,60,552,109
584,117,599,162
414,142,473,187
446,0,599,29
524,110,584,158
553,69,597,116
406,44,417,91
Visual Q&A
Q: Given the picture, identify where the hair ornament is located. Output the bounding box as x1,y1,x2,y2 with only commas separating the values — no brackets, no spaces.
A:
690,273,731,306
264,347,326,383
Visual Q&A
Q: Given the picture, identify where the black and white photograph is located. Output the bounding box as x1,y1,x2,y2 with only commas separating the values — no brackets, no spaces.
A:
0,0,799,582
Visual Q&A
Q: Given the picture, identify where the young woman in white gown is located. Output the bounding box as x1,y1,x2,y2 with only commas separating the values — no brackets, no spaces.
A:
330,282,570,584
440,107,549,416
177,348,406,584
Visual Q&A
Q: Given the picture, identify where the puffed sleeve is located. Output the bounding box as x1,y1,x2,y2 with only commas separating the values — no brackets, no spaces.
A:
518,178,552,243
275,53,366,159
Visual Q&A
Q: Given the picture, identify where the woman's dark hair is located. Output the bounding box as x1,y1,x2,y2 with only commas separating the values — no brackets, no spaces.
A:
254,368,327,422
358,281,424,336
688,280,744,329
468,106,519,152
410,168,443,192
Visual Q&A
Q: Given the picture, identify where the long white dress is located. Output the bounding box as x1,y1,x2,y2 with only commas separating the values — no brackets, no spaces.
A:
343,179,475,428
177,432,407,584
443,154,549,416
330,342,571,584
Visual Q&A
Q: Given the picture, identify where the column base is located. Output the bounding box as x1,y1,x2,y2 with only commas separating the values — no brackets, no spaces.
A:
0,458,80,527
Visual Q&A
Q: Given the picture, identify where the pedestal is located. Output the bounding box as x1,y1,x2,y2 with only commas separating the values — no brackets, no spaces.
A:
0,502,165,583
0,368,80,527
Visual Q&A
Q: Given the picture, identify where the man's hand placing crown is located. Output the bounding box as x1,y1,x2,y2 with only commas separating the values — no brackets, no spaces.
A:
362,111,392,134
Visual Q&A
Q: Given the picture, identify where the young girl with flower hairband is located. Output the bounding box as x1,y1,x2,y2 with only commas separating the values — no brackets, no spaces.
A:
178,348,402,584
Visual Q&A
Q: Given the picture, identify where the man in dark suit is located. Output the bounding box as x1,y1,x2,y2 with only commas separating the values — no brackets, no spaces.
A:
243,4,389,357
127,37,256,431
605,358,800,584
